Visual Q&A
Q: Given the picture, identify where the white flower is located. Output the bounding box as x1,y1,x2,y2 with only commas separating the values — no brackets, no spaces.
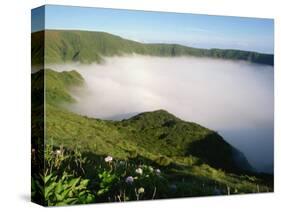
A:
125,176,134,184
31,148,35,153
56,150,61,155
155,169,161,175
104,156,113,163
138,187,145,194
135,167,143,175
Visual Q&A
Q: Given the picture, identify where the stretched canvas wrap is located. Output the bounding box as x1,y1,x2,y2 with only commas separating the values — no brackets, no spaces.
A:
31,5,274,206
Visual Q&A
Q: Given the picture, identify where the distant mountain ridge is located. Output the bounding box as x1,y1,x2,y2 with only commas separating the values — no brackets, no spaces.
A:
31,30,274,66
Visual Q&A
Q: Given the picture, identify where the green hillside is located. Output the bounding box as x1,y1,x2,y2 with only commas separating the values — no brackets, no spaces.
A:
32,69,273,205
34,69,273,203
117,110,253,173
31,30,274,66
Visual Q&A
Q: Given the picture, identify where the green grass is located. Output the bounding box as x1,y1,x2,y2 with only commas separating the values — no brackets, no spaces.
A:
31,30,274,66
45,69,84,105
44,102,268,196
32,142,272,205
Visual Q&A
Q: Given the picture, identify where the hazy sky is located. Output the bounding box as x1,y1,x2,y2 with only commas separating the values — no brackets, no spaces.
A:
32,5,274,53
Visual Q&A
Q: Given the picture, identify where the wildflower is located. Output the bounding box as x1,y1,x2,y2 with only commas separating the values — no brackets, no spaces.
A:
138,187,145,194
104,156,113,163
155,169,161,175
56,150,61,155
135,167,143,175
125,176,134,184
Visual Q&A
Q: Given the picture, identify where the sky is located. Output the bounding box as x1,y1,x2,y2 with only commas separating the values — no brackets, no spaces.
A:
32,5,274,53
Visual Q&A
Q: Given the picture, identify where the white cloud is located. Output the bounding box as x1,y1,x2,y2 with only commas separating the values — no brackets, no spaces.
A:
48,55,274,172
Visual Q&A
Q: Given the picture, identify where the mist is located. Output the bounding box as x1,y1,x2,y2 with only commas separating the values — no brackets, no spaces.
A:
48,55,274,173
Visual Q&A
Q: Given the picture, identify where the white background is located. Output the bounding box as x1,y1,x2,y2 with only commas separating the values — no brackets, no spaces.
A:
0,0,280,211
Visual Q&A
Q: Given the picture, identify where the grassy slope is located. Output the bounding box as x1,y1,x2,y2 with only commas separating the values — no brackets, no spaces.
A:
45,69,84,105
31,69,273,195
116,110,253,173
31,30,274,66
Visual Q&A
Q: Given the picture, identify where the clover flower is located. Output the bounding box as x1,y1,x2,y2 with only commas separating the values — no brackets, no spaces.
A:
104,156,113,163
138,187,145,194
56,150,61,155
125,176,134,184
155,169,161,175
135,167,143,175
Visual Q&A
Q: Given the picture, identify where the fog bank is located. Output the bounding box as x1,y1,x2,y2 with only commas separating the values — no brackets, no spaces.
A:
48,55,274,173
